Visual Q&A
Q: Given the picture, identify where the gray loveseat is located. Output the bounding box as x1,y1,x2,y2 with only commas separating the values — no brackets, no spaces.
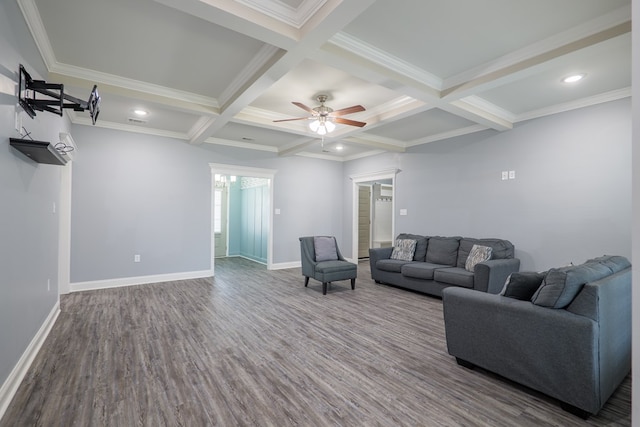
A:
369,234,520,297
442,255,632,418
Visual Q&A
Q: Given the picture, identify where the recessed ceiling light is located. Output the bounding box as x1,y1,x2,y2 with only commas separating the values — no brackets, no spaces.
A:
133,109,148,116
562,74,586,83
335,144,344,151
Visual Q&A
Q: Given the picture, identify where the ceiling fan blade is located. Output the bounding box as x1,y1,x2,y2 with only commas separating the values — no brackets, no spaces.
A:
292,102,316,114
331,105,365,116
334,117,366,127
273,117,309,122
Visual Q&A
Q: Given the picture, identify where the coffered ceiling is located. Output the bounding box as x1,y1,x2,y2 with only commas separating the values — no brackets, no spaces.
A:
18,0,631,161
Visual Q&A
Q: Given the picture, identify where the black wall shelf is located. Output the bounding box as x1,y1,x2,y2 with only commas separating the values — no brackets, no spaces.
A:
10,138,68,165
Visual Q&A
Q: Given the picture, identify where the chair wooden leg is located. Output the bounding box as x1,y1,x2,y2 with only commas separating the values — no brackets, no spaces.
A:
322,282,328,295
304,277,309,287
351,278,355,290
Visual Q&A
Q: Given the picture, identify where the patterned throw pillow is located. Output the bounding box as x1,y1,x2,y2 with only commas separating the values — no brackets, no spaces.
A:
390,239,417,261
464,244,493,272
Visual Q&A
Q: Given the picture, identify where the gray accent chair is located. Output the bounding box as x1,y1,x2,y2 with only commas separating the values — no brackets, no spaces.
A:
299,236,357,295
442,255,631,418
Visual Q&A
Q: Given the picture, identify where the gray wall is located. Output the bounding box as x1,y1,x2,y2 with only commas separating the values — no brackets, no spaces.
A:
69,125,345,281
0,0,70,392
344,98,631,272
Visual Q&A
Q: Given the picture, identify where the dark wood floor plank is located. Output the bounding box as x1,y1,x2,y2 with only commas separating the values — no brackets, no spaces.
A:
0,257,631,426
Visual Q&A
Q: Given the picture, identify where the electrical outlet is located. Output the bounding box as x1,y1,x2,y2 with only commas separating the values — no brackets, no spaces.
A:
134,254,141,263
501,171,509,180
509,170,516,179
399,209,408,216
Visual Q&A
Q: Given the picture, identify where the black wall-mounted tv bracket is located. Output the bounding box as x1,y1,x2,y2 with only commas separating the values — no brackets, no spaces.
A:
18,64,100,125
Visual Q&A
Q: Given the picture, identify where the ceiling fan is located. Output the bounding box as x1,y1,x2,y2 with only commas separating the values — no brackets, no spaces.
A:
273,94,366,135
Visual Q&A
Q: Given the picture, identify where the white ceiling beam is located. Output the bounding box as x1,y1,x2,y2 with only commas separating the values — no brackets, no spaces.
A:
342,135,406,153
186,0,376,145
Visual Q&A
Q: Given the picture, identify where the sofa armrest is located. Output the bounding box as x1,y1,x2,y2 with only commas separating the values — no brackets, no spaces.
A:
369,247,393,264
369,247,393,280
442,287,599,413
473,258,520,293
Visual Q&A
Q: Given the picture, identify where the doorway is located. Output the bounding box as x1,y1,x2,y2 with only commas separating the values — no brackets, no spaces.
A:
209,164,277,274
350,169,399,261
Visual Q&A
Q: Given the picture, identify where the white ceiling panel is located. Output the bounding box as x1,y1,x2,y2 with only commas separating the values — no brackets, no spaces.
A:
214,122,305,148
342,0,630,78
477,34,631,116
34,0,266,98
366,109,477,142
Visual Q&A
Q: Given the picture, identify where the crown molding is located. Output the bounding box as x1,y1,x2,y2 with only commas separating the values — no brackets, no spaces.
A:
515,87,631,123
236,0,327,29
70,113,190,140
17,0,56,69
50,62,219,107
407,124,488,147
204,137,279,152
328,32,442,91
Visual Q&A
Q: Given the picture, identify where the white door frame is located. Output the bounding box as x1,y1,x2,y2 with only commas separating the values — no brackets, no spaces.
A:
349,168,399,262
209,163,277,275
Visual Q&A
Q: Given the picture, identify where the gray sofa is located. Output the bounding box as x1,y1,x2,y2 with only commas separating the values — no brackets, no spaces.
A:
442,255,632,418
369,234,520,297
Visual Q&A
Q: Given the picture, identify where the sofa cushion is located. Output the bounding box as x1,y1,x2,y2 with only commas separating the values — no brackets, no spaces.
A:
390,238,417,261
434,267,474,288
479,238,515,260
426,237,460,266
376,259,411,273
531,262,613,308
397,233,428,261
313,236,338,262
499,271,546,300
586,255,631,273
465,244,492,272
401,262,449,280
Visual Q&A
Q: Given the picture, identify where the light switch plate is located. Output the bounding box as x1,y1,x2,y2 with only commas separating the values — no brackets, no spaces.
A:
501,171,508,180
399,209,407,216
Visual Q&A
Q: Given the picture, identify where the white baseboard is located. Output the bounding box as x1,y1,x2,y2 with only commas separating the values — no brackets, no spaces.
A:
0,301,60,420
269,261,301,270
70,269,214,293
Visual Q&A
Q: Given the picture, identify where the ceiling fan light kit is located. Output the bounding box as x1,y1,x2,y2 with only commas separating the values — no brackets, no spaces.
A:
274,94,366,136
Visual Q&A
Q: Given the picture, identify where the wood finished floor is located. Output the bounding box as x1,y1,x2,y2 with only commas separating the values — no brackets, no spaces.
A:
1,258,630,426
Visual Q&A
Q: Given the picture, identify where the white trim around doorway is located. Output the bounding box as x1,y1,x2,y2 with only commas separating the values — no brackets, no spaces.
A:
349,168,400,262
209,163,277,275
